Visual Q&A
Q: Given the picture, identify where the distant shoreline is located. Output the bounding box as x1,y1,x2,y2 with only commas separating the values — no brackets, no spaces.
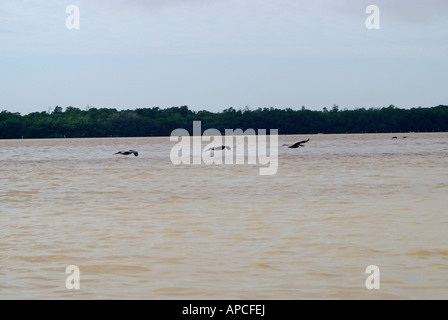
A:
1,105,447,139
2,131,447,142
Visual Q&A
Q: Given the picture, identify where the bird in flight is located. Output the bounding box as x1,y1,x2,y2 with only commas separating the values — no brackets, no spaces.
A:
204,145,231,157
114,150,139,157
283,139,310,149
204,145,231,152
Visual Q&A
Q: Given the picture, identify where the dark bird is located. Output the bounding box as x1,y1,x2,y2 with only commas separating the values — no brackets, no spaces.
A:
114,150,139,157
204,145,231,152
283,139,310,148
392,136,398,139
204,145,231,157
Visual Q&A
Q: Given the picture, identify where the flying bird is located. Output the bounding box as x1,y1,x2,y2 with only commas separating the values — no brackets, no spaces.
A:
114,150,139,157
283,139,310,148
204,145,231,152
204,145,231,157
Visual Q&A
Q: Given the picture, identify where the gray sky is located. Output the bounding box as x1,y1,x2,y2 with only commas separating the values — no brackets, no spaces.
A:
1,0,447,114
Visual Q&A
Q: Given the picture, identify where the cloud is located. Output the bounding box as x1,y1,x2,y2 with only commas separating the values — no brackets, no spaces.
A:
1,0,447,58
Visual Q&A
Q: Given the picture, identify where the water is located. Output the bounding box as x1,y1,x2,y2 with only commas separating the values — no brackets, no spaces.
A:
0,133,447,299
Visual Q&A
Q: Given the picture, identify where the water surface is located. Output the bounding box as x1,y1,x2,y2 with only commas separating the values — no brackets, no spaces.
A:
0,133,447,299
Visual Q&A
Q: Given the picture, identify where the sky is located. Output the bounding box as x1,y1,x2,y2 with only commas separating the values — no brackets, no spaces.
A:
1,0,447,114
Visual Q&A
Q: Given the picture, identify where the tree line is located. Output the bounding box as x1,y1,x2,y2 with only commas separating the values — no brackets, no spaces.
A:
0,105,447,139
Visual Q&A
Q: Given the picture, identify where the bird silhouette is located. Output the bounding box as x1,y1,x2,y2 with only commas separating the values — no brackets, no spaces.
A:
204,145,231,152
114,150,139,157
283,139,310,148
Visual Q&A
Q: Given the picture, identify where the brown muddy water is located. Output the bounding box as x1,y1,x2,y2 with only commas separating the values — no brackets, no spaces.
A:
0,133,447,299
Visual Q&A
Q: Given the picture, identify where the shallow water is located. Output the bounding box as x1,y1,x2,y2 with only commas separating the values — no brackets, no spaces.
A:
0,133,447,299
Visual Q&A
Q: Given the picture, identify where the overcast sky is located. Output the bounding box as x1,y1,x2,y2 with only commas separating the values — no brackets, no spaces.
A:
1,0,447,114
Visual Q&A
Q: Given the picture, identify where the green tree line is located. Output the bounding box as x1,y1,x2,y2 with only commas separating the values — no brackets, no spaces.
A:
0,105,447,139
